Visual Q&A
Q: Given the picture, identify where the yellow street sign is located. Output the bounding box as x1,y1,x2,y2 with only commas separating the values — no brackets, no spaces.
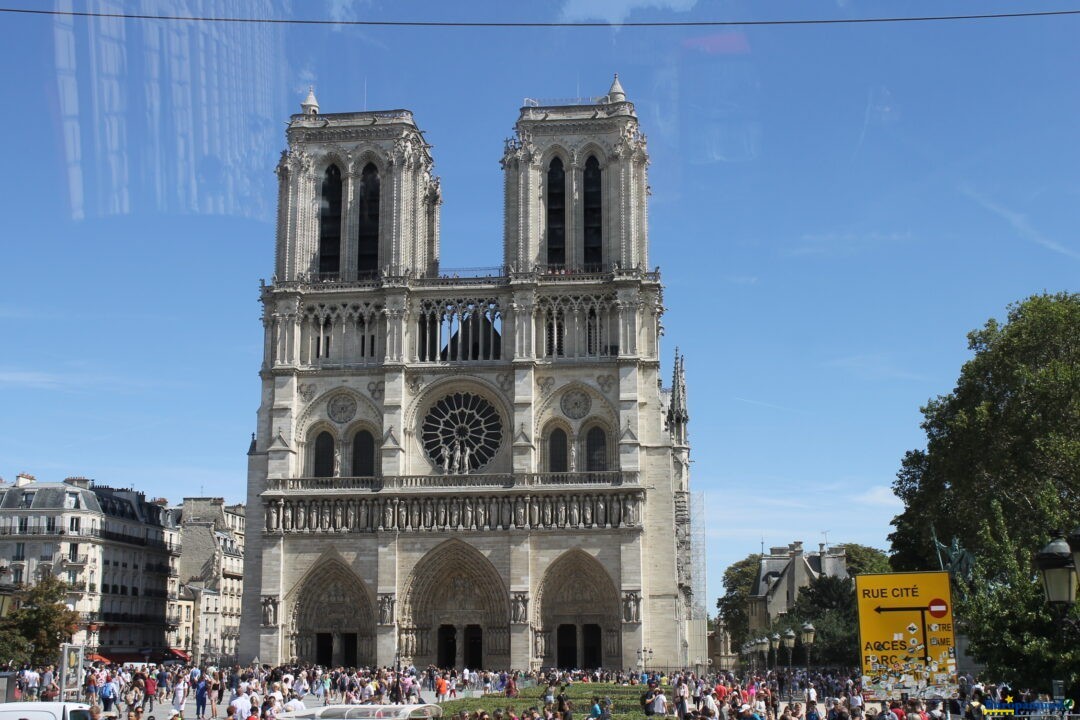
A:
855,571,958,701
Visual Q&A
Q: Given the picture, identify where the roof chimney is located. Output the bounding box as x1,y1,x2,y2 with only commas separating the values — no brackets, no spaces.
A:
15,473,35,488
64,477,91,489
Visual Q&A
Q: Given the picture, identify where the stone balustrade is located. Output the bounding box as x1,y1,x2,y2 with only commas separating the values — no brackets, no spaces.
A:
261,487,643,534
264,470,636,493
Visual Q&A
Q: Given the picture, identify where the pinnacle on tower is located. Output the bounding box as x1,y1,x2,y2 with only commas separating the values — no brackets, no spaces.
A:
668,349,689,445
608,73,627,103
301,86,320,115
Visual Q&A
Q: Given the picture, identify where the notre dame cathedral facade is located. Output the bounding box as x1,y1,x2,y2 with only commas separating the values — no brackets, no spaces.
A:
240,77,698,670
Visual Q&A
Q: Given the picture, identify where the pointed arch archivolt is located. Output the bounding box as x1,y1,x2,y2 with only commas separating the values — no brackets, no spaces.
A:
534,547,620,628
401,538,509,628
286,552,376,634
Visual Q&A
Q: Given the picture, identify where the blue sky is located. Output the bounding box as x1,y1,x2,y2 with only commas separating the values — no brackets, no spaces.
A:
1,0,1078,606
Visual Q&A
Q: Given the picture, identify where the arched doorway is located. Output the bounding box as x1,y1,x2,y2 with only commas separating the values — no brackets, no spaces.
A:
289,558,376,666
401,539,510,668
536,549,621,669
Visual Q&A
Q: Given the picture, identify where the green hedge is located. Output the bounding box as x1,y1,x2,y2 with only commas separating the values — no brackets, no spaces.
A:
438,682,661,720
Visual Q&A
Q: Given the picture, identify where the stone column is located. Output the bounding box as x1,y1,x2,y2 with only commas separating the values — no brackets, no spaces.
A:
455,625,465,669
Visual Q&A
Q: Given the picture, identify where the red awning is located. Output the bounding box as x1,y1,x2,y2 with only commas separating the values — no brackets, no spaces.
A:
169,649,190,661
86,653,111,664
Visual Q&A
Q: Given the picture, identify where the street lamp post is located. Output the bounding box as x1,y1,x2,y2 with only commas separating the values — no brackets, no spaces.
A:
757,637,768,673
769,633,779,673
782,629,796,700
1034,529,1080,697
800,622,816,674
637,647,653,673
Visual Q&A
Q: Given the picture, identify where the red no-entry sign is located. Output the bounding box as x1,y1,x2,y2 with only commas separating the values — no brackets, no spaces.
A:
928,598,948,618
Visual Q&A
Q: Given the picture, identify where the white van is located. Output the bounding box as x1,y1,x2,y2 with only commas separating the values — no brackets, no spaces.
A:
0,702,93,720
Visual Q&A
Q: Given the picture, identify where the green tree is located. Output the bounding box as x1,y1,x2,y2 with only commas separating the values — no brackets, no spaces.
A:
841,544,890,576
0,576,80,667
788,575,859,667
888,292,1080,687
716,553,760,652
890,293,1080,568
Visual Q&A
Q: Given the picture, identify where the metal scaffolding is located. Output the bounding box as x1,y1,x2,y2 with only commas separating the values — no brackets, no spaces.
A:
689,490,707,620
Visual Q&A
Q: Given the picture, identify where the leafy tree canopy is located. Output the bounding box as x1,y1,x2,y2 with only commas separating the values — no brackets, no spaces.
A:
716,553,760,652
890,292,1080,569
840,544,890,576
0,576,80,667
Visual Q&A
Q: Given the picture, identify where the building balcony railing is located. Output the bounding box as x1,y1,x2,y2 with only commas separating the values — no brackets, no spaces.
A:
39,554,55,562
166,614,182,627
63,554,89,565
265,471,636,493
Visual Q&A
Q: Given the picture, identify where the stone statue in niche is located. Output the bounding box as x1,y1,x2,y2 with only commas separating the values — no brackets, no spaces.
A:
596,496,606,527
611,495,621,526
511,592,529,623
569,496,580,526
282,503,293,531
333,446,342,477
569,442,577,472
583,497,593,526
262,596,278,626
475,498,487,529
383,500,394,530
378,595,395,624
333,501,343,530
296,501,307,530
423,499,434,528
534,630,546,658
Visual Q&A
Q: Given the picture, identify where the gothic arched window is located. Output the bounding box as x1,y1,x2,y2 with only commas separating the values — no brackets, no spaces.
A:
583,155,603,270
318,165,343,277
548,428,569,473
356,163,380,276
312,431,335,478
585,426,608,472
352,429,376,477
546,157,566,269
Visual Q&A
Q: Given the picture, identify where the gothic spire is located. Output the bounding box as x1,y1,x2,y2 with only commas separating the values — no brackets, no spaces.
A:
301,86,320,115
608,73,626,103
668,349,689,445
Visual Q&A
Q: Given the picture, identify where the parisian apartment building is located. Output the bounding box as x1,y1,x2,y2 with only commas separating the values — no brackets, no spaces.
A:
172,497,246,664
0,474,182,662
0,474,247,664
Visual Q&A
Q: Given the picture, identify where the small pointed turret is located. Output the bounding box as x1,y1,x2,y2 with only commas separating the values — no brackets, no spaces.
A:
668,349,689,446
301,86,320,115
607,73,626,103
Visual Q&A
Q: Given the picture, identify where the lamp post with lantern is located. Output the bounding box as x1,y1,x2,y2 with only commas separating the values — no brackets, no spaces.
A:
769,633,780,672
800,622,816,674
1033,528,1080,697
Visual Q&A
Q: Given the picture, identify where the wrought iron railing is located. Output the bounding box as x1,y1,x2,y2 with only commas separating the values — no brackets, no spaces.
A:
265,471,637,492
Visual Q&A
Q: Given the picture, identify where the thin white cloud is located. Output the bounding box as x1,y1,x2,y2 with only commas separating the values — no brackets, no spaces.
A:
852,485,902,509
0,367,168,393
561,0,698,24
784,231,912,258
825,353,924,382
0,370,72,390
733,396,809,415
960,184,1080,260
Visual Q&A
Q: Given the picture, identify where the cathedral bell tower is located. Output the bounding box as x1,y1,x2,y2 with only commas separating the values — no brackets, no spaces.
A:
273,89,442,282
501,75,650,274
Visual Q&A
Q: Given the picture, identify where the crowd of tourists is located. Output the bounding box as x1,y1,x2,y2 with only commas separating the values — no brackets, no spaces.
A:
5,661,1026,720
